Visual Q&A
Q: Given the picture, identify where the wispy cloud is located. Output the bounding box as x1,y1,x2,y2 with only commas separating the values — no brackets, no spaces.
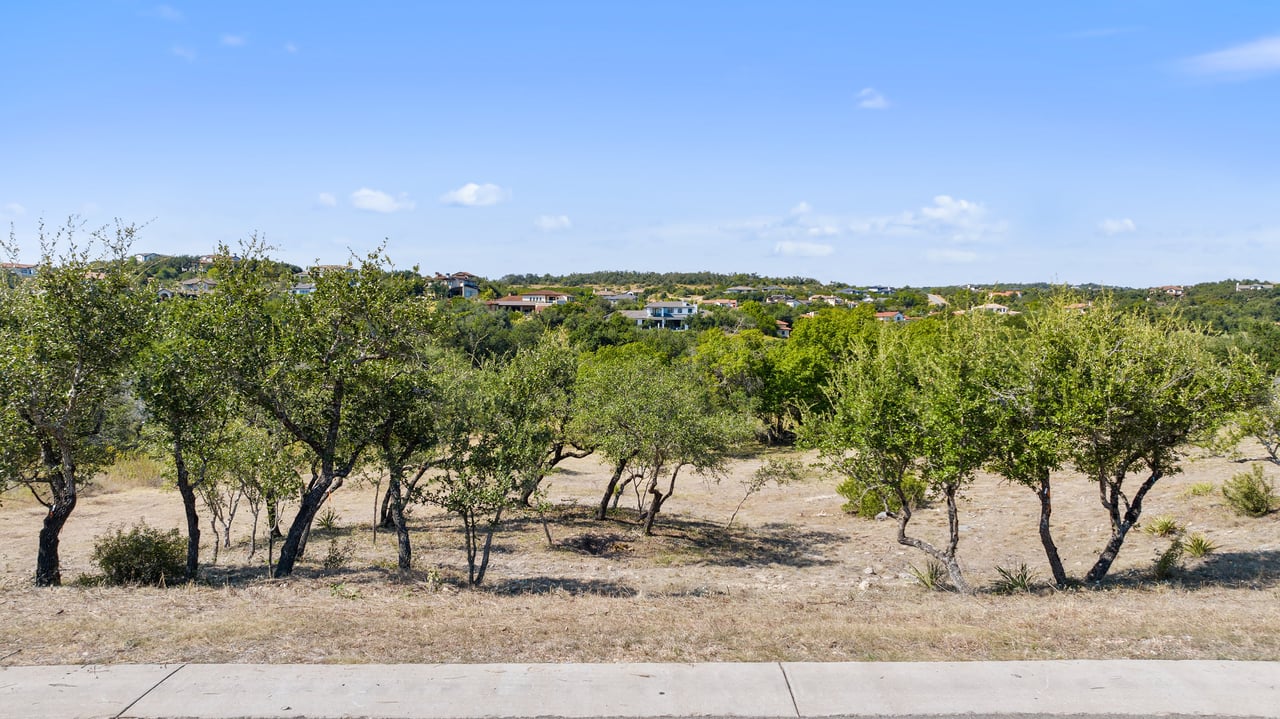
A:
284,42,299,54
534,215,572,232
440,182,508,207
1184,35,1280,79
857,87,890,110
850,195,1005,243
351,188,415,213
152,4,183,21
171,45,197,61
220,34,247,47
3,202,27,217
775,240,834,257
316,192,337,208
1098,217,1137,235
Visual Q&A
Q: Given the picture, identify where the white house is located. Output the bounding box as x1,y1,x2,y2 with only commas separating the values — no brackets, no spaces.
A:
618,301,700,329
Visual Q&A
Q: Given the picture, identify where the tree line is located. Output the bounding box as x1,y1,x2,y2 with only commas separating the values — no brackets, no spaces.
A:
2,221,1276,591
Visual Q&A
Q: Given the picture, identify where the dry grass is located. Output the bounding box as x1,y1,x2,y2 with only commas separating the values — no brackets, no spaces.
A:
2,450,1278,665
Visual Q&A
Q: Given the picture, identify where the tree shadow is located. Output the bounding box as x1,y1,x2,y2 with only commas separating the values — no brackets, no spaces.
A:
639,515,843,568
484,575,639,597
1092,549,1280,589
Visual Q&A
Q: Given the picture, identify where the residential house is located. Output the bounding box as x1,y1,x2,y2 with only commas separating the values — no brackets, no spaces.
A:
1236,282,1274,292
874,311,905,322
432,271,480,299
134,252,165,263
178,277,217,296
596,290,638,304
618,300,699,329
972,303,1012,314
775,320,792,339
486,291,571,313
1,262,37,278
1152,285,1184,297
290,282,316,296
701,298,738,309
198,254,240,268
808,294,844,306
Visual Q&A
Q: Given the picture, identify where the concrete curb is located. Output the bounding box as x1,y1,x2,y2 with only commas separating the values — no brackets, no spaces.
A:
1,661,1276,719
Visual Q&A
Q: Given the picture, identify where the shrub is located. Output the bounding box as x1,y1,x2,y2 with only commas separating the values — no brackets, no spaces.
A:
838,473,927,519
91,522,186,586
315,507,341,531
908,560,948,591
1222,465,1276,517
322,538,354,571
991,563,1037,594
1153,538,1184,580
1143,515,1182,537
1183,532,1217,558
1180,482,1215,499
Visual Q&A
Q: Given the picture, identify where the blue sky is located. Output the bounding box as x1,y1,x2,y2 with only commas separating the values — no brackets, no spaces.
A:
2,2,1278,286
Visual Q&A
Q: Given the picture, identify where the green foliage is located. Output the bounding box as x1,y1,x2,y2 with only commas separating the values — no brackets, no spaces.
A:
321,538,355,572
908,560,949,591
1143,515,1183,538
1153,538,1185,580
315,507,340,532
1181,482,1215,498
92,522,187,586
837,472,927,518
1182,532,1217,558
991,564,1038,594
1222,464,1276,517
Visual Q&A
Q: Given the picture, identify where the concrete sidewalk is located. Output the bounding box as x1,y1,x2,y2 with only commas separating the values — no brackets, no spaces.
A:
2,661,1277,719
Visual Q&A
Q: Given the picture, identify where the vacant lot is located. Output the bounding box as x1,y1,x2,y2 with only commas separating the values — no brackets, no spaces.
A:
2,449,1278,664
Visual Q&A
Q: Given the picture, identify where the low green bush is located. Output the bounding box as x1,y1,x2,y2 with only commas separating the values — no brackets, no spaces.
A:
837,473,927,519
1222,465,1276,517
91,522,186,586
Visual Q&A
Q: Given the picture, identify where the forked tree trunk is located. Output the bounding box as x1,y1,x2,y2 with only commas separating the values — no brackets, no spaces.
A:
893,483,973,594
596,457,630,520
275,478,333,577
1085,469,1162,583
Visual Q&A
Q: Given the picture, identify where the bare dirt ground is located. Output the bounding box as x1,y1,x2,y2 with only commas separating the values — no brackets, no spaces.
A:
1,448,1278,665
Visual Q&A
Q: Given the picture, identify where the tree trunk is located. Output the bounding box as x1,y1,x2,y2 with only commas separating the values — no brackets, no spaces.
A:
596,457,629,520
274,480,330,577
474,508,502,586
893,484,973,594
1085,469,1162,583
1034,473,1068,587
387,472,411,572
35,498,75,587
173,440,201,578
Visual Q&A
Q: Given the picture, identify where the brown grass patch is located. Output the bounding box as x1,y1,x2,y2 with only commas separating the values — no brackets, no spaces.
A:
2,449,1278,664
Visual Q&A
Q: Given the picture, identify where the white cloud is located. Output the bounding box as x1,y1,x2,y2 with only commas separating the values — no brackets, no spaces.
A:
919,195,985,224
534,215,572,232
153,4,182,21
171,45,197,61
774,240,834,257
790,201,812,215
284,42,299,54
350,188,415,213
3,202,26,216
220,34,247,47
857,87,890,110
1098,218,1137,235
925,249,978,263
1185,35,1280,78
316,192,337,208
440,182,508,207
